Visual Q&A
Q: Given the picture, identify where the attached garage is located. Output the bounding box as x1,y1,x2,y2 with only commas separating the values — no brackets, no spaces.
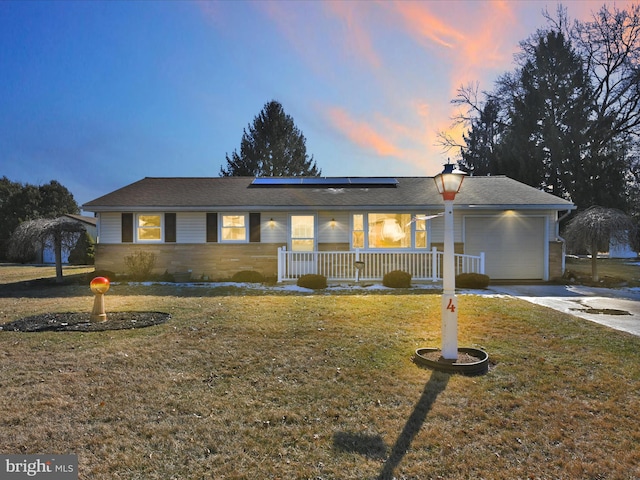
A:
465,215,546,280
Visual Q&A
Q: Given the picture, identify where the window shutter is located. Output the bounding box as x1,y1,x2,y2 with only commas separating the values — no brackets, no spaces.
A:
121,213,133,243
165,213,176,243
249,213,261,243
206,213,218,243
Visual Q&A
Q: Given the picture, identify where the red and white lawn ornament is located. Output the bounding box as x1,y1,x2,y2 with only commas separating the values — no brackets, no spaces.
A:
90,277,110,322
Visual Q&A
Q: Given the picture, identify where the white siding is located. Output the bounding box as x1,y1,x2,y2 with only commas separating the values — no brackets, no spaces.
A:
261,212,288,244
429,211,464,243
176,212,206,243
99,212,122,244
318,212,349,243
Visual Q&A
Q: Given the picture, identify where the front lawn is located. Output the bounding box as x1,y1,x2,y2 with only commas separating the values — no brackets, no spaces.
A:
0,270,639,479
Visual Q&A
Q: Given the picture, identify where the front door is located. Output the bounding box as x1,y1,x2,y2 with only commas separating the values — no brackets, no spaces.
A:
289,215,316,275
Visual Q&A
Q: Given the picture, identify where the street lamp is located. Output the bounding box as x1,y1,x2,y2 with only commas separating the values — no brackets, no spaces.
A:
433,162,466,360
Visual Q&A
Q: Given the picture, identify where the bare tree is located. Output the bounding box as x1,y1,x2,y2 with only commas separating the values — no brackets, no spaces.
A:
573,4,640,150
7,217,87,283
563,206,635,282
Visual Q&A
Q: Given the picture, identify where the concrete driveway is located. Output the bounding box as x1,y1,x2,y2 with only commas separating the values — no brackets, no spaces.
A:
486,284,640,337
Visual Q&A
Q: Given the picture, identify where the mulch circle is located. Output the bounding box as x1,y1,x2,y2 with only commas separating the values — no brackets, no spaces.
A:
0,312,171,332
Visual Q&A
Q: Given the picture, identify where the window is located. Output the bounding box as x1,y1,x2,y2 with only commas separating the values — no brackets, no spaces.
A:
352,214,364,248
352,212,428,249
415,218,427,248
368,213,411,248
291,215,315,251
137,214,162,241
221,214,247,242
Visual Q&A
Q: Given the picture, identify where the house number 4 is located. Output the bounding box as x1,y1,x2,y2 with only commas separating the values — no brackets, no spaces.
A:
446,298,456,312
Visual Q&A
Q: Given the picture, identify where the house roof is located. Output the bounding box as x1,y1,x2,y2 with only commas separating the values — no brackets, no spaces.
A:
63,213,97,226
82,176,575,212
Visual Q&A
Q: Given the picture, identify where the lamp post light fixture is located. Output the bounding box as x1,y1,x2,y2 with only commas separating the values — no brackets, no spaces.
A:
433,162,466,360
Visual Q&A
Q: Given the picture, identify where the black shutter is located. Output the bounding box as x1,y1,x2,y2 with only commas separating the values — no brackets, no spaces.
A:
122,213,133,243
165,213,176,243
206,213,218,243
249,213,261,243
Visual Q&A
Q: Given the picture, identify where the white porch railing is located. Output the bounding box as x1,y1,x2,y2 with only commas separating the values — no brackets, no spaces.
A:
277,247,485,282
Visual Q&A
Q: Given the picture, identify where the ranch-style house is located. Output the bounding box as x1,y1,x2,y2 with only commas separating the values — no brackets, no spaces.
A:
82,175,575,282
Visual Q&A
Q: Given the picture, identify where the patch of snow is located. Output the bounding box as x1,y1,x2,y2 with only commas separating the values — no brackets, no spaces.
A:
119,280,443,293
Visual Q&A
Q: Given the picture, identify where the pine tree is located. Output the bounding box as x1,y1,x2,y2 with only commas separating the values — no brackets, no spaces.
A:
220,100,320,177
507,31,591,201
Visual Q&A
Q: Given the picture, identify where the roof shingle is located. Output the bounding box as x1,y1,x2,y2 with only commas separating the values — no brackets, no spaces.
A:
82,176,575,211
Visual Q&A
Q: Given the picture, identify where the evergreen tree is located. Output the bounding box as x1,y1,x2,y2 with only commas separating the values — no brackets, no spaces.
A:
453,30,593,205
507,31,591,202
220,100,321,177
459,98,502,176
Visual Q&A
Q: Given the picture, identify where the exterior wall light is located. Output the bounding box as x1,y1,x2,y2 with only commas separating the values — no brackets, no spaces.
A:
330,218,336,229
269,218,275,229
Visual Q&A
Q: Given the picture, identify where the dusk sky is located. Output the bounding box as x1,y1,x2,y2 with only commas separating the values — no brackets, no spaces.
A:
0,0,632,210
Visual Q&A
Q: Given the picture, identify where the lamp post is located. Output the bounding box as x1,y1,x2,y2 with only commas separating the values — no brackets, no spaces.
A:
433,163,467,360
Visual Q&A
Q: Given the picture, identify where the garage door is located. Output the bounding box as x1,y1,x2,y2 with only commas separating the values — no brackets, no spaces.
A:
465,216,545,280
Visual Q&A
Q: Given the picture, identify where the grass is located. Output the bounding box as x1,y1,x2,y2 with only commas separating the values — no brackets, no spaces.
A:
1,265,639,479
565,256,640,287
0,264,95,285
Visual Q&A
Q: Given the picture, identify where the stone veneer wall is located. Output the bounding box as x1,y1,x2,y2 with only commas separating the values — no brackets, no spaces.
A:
548,241,564,281
95,243,283,280
95,241,561,281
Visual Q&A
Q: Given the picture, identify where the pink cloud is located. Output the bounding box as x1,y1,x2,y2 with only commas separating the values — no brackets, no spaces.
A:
391,1,465,50
325,107,403,158
324,1,381,68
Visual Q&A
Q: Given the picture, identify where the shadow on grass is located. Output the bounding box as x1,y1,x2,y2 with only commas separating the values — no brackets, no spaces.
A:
333,370,450,480
333,432,388,460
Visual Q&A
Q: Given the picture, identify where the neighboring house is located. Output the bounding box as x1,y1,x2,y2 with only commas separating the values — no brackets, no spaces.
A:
82,176,575,282
40,214,97,264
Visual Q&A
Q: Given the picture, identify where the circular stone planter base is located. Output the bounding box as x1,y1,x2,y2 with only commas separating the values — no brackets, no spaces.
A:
414,347,489,376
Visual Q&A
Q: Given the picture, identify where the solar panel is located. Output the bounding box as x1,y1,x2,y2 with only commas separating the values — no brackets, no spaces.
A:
347,177,398,186
250,177,303,185
250,177,398,188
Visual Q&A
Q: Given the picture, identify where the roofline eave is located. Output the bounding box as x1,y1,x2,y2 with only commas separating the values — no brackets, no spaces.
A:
83,203,576,213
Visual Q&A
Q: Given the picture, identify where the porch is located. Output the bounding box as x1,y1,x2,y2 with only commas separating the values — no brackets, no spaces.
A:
277,247,485,282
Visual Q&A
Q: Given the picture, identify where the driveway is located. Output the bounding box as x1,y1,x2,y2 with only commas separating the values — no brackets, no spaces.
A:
486,284,640,337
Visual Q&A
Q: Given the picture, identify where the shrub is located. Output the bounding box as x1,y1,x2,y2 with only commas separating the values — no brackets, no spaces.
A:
455,273,490,289
68,231,95,265
297,274,327,290
124,251,157,281
383,270,412,288
231,270,265,283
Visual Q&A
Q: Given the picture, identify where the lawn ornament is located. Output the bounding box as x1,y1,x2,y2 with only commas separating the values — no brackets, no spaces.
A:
90,277,110,322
